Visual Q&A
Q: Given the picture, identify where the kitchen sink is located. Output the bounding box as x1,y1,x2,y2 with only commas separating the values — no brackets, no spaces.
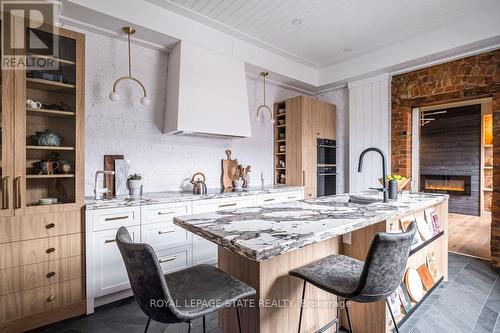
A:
347,196,383,205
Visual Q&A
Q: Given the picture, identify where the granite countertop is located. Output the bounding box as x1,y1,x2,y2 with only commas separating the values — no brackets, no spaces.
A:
85,185,304,210
173,191,448,262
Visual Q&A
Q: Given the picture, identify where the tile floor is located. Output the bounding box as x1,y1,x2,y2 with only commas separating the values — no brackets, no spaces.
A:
32,253,499,333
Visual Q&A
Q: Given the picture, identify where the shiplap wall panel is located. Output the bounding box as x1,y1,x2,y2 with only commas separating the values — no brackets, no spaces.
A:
348,74,391,193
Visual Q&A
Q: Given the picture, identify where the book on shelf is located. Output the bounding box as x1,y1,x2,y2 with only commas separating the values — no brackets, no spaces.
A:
426,252,438,280
417,264,435,291
425,208,442,235
397,282,413,314
416,216,433,241
401,218,423,249
387,289,403,325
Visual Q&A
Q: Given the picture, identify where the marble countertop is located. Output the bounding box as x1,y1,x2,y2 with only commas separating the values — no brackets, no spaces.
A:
85,185,304,210
173,191,448,262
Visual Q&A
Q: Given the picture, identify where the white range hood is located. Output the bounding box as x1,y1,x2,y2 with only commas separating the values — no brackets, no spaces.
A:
164,41,252,138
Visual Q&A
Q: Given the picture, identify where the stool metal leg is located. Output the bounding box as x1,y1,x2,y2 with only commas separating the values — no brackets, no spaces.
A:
236,306,242,333
386,299,400,333
336,301,340,333
345,300,353,333
297,280,307,333
203,316,206,333
187,321,192,333
144,317,151,333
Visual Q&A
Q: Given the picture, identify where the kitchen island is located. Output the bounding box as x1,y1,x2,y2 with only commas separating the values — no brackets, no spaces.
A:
174,192,449,333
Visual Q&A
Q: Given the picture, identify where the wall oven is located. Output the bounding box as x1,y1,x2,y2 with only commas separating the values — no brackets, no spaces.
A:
317,166,336,197
317,139,336,166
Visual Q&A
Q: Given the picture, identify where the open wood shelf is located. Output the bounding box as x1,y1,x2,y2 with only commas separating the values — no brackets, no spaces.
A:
26,174,75,179
27,54,76,65
484,188,493,192
27,107,75,118
26,77,76,92
275,152,286,155
276,139,286,143
409,231,444,257
275,124,286,128
26,145,75,151
395,276,444,329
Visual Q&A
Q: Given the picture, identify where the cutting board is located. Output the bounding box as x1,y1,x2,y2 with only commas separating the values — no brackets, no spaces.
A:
104,155,123,196
221,149,238,189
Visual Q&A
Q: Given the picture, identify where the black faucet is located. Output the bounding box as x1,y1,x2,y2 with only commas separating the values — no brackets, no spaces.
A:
358,147,389,203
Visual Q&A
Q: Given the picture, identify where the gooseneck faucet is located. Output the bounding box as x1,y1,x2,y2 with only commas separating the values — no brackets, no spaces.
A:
358,147,389,203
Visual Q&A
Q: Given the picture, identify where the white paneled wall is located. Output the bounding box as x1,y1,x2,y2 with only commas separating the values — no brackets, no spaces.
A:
348,74,391,193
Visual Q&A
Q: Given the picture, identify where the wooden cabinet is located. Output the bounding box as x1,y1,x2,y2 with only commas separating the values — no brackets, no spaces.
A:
0,20,85,332
274,96,336,198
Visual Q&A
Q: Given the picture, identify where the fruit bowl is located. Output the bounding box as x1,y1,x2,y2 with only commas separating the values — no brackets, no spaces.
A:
379,176,411,191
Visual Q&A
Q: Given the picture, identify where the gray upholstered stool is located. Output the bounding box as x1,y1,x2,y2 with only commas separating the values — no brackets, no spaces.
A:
290,222,416,333
116,226,256,333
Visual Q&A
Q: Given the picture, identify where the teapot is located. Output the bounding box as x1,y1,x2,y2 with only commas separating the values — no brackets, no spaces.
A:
190,172,207,195
31,130,63,147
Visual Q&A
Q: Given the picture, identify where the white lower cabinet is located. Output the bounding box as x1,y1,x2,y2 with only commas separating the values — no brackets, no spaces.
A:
191,196,255,265
93,226,140,297
85,189,303,313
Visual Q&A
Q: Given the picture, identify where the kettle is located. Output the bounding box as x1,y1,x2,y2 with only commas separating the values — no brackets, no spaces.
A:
190,172,207,195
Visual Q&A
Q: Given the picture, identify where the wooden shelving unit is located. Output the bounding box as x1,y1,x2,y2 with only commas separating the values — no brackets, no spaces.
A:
274,101,287,185
481,111,493,214
0,21,86,333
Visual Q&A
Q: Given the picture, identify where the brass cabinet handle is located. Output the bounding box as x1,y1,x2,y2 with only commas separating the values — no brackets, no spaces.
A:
219,203,237,208
2,176,9,209
159,256,177,264
105,239,116,244
14,177,21,209
46,295,56,302
158,211,175,215
45,223,55,229
105,216,129,221
287,196,297,200
302,171,305,186
158,229,175,235
264,198,275,202
46,247,55,254
46,271,56,278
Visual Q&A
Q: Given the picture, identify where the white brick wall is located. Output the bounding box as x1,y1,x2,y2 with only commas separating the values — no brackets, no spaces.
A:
82,29,347,196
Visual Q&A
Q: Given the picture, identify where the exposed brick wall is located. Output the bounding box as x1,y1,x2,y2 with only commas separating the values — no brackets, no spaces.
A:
391,49,500,268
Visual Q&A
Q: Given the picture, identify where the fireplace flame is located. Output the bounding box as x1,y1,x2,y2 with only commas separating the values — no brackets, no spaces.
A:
425,184,465,192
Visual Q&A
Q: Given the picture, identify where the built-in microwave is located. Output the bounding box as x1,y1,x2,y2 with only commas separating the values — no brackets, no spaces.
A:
317,139,336,166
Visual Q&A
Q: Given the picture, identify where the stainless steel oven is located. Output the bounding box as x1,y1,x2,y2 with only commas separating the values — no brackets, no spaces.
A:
317,139,336,166
317,166,336,197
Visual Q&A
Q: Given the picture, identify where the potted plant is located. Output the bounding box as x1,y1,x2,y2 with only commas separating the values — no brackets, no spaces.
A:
127,173,143,196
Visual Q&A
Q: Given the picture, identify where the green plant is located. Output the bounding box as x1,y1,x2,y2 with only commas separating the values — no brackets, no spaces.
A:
127,173,142,181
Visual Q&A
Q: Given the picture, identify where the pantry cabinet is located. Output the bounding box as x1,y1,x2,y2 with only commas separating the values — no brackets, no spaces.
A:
0,19,85,333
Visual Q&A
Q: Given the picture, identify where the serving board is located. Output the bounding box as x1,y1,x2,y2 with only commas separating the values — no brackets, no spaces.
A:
104,155,123,196
222,149,238,189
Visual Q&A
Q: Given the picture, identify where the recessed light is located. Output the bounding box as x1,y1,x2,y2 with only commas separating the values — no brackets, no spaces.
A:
343,48,352,53
291,18,302,25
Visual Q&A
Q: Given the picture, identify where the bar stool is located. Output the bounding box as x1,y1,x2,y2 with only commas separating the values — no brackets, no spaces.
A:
116,226,256,333
290,222,416,333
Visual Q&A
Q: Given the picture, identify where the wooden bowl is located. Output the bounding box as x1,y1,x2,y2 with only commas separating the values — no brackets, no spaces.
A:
379,177,411,191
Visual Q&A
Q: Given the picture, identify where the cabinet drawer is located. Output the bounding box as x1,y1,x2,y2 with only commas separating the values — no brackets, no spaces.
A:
0,234,82,270
0,256,82,296
0,211,81,244
141,203,191,225
0,278,82,324
156,245,192,274
192,196,255,214
255,191,304,205
192,238,217,266
93,226,140,297
141,221,191,251
90,207,140,231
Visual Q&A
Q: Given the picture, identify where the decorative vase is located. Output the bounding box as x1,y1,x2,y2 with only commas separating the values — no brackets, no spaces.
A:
31,130,63,147
234,179,244,190
127,179,143,196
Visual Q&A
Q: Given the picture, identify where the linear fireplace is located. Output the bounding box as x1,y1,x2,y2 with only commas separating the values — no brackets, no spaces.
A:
420,174,471,196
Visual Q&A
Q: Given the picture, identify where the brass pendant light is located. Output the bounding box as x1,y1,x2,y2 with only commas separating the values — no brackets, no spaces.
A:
109,27,150,106
256,71,274,123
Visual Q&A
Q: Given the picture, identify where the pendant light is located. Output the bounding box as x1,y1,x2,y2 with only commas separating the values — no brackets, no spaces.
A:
109,27,150,106
256,71,274,123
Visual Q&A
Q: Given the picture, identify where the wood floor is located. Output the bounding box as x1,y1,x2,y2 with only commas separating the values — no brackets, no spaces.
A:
448,212,491,259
